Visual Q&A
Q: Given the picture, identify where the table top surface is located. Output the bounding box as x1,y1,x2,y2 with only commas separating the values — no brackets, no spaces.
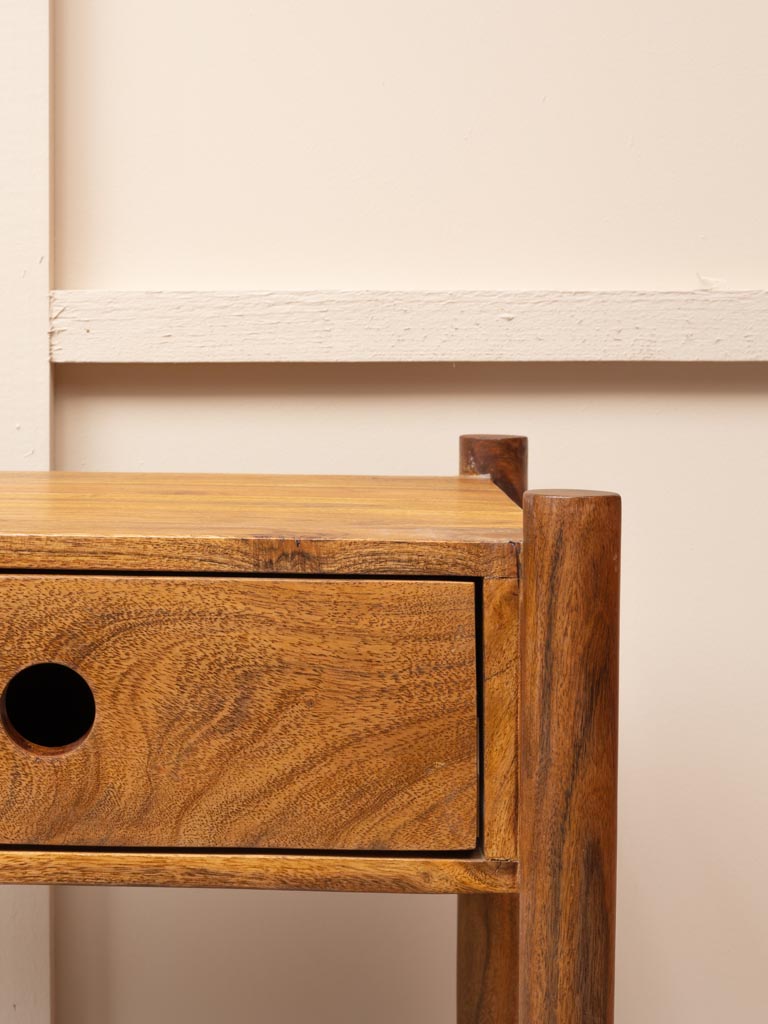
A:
0,472,522,576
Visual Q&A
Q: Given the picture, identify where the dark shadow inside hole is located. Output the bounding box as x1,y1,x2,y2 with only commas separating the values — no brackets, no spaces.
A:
2,663,96,751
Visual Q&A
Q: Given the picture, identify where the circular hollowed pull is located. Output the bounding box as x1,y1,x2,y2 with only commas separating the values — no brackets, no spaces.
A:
1,663,96,754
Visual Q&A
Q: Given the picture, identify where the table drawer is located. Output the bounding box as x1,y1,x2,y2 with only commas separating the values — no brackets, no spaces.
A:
0,575,478,851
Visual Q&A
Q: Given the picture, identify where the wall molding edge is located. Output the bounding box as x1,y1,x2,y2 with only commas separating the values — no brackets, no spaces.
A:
50,289,768,363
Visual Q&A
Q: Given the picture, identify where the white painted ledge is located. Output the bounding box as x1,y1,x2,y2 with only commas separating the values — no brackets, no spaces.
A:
50,289,768,362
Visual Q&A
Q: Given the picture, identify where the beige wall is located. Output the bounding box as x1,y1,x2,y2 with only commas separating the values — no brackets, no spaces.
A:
54,363,768,1023
55,1,768,290
51,0,768,1020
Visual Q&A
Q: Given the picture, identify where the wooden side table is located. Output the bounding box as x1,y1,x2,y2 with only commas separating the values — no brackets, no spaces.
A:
0,435,620,1023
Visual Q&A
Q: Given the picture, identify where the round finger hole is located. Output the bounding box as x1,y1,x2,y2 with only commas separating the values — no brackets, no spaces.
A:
1,663,96,754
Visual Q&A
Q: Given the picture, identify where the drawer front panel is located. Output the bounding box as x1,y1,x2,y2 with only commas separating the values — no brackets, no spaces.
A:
0,575,477,851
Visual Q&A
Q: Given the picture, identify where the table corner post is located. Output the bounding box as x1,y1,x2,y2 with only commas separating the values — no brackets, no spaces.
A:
456,433,527,1023
459,435,528,507
519,488,621,1023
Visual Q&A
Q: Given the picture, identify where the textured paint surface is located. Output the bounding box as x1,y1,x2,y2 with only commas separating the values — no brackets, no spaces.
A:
0,1,52,1018
50,289,768,362
1,0,51,465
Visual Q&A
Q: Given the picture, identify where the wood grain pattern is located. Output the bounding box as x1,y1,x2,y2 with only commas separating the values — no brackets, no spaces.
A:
458,435,523,1022
0,849,518,895
520,490,620,1024
0,574,478,851
460,436,528,508
0,472,522,576
481,577,520,860
49,288,768,363
461,433,523,860
457,894,519,1024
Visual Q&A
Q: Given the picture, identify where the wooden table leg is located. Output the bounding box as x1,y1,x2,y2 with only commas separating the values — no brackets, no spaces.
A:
457,894,519,1023
458,434,526,1023
457,439,619,1022
519,490,621,1024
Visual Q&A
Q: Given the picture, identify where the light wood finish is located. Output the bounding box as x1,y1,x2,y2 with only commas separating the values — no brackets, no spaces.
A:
0,574,478,850
0,850,518,895
0,472,522,576
481,577,520,860
520,490,620,1024
460,435,528,508
49,288,768,363
457,894,519,1024
0,452,622,1021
